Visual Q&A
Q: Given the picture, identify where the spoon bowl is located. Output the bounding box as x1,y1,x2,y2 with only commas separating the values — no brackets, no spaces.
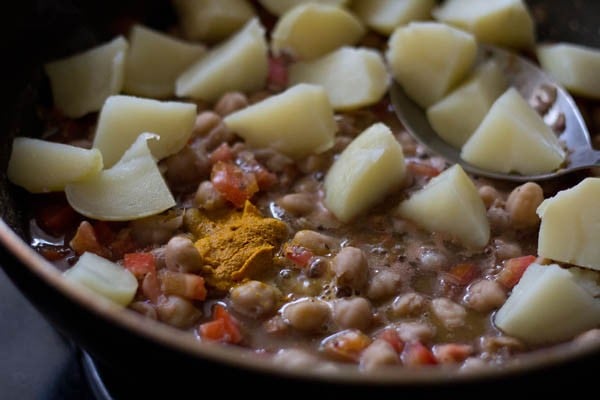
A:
390,45,600,182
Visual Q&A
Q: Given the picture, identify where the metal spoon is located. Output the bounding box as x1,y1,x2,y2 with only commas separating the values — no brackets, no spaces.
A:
389,45,600,182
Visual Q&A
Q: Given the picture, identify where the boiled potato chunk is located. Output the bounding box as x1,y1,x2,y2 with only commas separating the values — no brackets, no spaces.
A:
536,177,600,271
460,88,566,175
432,0,535,50
176,18,268,102
63,252,139,306
258,0,349,16
7,138,103,193
494,263,600,345
324,123,406,222
223,83,336,159
271,3,366,60
396,164,489,249
44,36,127,118
65,133,176,221
536,43,600,100
123,24,206,98
352,0,436,36
93,95,196,168
173,0,256,43
427,60,507,148
386,21,477,108
289,46,389,111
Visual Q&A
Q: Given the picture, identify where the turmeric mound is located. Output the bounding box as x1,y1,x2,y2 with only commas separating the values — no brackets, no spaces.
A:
193,201,288,291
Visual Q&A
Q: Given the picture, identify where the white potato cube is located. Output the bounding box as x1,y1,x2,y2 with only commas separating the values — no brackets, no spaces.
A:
289,46,389,111
44,36,128,118
258,0,349,16
386,21,477,108
93,95,196,168
427,60,507,148
537,177,600,271
173,0,256,43
176,18,268,102
461,87,566,175
63,252,139,306
66,133,176,221
432,0,535,50
494,263,600,345
271,3,366,60
223,83,336,159
536,43,600,100
7,138,103,193
352,0,436,36
396,164,489,249
324,122,406,222
123,24,206,98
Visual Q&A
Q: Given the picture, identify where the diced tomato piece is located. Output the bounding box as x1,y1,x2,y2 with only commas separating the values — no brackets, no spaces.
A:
209,142,234,164
376,328,405,353
497,255,537,288
38,245,71,262
401,341,438,367
199,304,242,344
69,221,110,258
268,55,288,89
124,252,156,279
159,270,207,301
407,161,441,178
252,165,277,190
320,329,372,362
198,319,227,341
446,263,478,286
211,161,259,208
285,245,314,268
432,343,473,364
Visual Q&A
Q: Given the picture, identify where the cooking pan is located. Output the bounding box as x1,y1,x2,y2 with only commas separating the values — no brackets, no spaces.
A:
1,0,599,396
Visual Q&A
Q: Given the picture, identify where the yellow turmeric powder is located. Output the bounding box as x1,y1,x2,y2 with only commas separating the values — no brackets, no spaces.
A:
193,200,289,291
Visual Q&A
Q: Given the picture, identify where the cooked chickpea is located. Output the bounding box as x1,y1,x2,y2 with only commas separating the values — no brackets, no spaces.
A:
193,111,221,137
493,238,522,261
277,193,315,215
194,180,226,210
431,298,467,330
478,185,503,209
230,280,281,319
463,279,507,312
281,297,331,333
156,295,202,329
396,321,436,343
165,236,203,273
331,246,368,291
359,339,399,371
366,269,402,301
505,182,544,229
292,230,339,255
163,146,210,187
214,91,248,116
332,297,372,331
389,292,427,317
